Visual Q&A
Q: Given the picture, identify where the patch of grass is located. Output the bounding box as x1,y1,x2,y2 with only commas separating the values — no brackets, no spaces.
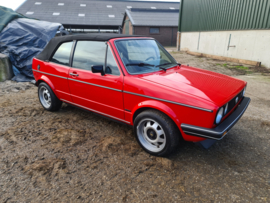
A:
170,51,182,54
171,51,184,55
222,63,228,67
227,65,251,75
233,65,249,70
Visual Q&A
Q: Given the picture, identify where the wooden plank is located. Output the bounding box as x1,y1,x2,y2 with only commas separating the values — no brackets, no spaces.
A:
186,51,260,66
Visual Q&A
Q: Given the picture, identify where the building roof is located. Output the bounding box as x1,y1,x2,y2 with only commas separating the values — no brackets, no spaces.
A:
124,8,179,27
16,0,180,29
36,33,148,61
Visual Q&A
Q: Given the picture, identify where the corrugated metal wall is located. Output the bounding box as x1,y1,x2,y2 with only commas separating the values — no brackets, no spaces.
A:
179,0,270,32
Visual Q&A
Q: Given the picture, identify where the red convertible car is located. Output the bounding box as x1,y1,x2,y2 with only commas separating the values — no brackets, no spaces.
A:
32,34,250,156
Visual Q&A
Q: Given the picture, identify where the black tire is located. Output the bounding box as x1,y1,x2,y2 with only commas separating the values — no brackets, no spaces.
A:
133,109,180,156
38,82,62,111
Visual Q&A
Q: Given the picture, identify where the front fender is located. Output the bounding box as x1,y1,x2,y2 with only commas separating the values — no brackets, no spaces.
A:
130,100,207,142
131,100,180,126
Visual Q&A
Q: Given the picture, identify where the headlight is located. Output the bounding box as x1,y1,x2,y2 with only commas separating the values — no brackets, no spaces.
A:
243,86,246,96
216,107,224,124
224,103,228,115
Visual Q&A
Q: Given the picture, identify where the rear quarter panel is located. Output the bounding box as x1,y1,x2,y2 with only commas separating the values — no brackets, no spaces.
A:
32,58,72,102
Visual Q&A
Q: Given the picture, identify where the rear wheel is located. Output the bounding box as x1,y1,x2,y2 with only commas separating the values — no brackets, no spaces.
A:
134,110,180,156
38,82,62,111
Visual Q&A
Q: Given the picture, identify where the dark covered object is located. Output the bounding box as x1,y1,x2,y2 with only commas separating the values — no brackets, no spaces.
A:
36,33,146,61
0,18,63,79
0,6,26,32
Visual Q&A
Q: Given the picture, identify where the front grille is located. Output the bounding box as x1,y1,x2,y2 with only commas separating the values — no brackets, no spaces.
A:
226,90,244,114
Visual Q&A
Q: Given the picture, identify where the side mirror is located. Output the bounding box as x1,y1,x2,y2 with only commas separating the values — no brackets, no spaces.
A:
91,65,104,75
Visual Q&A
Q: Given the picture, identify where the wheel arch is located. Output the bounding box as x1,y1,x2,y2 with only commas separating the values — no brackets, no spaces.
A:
131,100,181,132
36,76,56,92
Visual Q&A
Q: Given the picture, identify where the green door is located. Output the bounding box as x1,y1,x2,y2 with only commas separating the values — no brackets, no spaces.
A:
125,20,129,35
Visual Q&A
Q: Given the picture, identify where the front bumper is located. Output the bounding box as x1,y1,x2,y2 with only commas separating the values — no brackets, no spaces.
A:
181,97,251,140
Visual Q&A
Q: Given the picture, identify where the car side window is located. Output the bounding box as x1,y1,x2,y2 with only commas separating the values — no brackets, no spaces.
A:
51,41,73,66
105,47,120,75
72,41,106,71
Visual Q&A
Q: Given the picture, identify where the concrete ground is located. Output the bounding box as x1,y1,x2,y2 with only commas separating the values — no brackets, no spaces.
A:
0,50,269,202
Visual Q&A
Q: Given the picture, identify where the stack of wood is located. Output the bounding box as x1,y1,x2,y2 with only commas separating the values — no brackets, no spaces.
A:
0,53,13,82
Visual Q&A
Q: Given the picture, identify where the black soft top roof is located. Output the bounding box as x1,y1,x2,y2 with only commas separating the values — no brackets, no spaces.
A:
36,33,147,61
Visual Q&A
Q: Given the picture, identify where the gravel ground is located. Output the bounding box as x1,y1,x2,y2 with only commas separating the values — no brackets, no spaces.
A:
0,51,269,202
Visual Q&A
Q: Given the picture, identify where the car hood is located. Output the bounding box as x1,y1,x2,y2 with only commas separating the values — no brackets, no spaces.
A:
139,65,246,106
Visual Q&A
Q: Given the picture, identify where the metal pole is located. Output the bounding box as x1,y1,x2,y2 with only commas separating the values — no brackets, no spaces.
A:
177,0,184,51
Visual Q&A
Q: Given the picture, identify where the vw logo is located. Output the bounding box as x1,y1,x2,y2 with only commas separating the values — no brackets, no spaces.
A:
235,97,239,104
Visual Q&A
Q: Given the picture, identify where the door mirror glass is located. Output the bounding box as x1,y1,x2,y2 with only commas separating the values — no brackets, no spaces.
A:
91,65,104,75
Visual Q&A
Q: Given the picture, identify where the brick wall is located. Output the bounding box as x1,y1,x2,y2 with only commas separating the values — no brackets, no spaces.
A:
134,26,178,46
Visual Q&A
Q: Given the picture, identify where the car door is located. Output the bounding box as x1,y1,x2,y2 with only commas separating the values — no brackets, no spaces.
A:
67,40,125,122
45,41,73,102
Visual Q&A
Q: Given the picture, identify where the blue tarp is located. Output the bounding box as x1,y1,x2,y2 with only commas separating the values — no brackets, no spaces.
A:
0,18,63,81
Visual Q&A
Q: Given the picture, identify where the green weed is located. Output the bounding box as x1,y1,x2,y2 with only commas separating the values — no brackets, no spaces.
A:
222,63,228,67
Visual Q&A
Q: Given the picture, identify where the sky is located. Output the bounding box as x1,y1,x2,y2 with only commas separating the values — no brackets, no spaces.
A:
0,0,180,11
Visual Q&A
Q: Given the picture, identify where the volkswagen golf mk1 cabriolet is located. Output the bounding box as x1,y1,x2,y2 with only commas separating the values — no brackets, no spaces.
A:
32,34,250,156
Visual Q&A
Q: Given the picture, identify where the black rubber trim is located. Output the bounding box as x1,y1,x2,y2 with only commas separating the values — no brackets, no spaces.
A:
181,97,251,140
108,41,125,76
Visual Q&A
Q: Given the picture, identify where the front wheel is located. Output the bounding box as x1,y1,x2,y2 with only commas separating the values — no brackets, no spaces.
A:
134,110,180,156
38,82,62,111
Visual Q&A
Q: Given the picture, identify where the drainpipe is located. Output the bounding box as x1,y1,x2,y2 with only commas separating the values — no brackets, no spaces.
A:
177,0,184,51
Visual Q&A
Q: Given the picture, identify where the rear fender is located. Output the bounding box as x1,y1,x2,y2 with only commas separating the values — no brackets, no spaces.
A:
36,75,57,97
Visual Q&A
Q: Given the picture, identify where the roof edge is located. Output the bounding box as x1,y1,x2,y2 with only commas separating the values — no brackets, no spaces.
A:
125,9,136,25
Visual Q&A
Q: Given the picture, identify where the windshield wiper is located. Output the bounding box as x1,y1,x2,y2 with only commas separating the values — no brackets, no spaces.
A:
158,67,166,71
156,62,174,67
126,63,154,67
155,62,174,72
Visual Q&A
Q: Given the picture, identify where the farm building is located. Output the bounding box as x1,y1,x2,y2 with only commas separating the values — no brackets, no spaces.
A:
122,8,179,46
16,0,180,35
177,0,270,68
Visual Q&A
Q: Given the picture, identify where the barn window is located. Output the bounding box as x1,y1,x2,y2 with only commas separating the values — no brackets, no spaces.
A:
150,28,160,34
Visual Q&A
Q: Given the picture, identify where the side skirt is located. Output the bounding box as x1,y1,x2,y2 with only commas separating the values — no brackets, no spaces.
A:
63,102,132,127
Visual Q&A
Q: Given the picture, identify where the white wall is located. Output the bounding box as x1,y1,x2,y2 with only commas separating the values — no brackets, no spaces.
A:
180,30,270,68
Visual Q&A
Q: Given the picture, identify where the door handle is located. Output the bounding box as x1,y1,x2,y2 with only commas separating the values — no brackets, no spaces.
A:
69,73,79,77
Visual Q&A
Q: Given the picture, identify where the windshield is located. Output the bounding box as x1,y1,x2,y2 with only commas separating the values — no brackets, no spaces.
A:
115,39,177,74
